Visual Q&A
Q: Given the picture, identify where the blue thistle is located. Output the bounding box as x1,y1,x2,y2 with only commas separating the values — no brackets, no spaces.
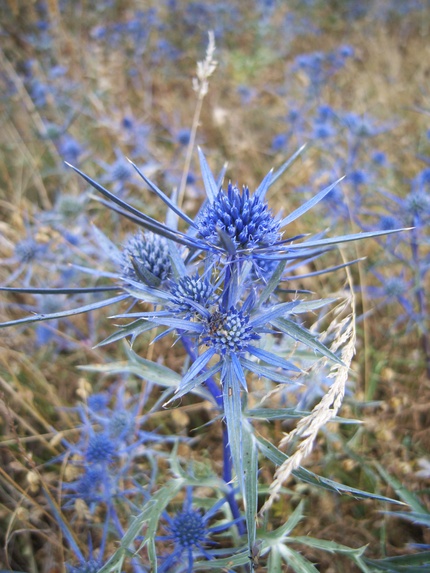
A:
59,135,83,164
365,269,413,319
1,222,54,287
87,393,110,413
405,191,430,219
85,432,117,465
63,466,106,504
196,182,281,252
170,509,206,549
55,193,87,220
122,231,172,287
176,128,191,146
157,488,238,573
372,151,387,166
271,133,288,152
169,273,215,313
110,157,133,182
0,148,401,346
108,410,133,439
378,215,399,231
384,276,409,298
202,306,259,355
14,238,44,263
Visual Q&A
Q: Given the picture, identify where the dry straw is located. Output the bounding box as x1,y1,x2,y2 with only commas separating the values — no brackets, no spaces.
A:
262,266,357,513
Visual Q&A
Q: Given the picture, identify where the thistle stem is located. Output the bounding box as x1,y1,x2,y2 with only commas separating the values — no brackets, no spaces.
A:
181,336,245,535
223,426,246,536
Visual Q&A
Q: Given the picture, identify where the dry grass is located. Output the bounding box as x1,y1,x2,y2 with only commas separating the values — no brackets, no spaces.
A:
1,2,430,571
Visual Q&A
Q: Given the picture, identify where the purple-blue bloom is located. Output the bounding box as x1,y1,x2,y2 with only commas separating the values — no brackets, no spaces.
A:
156,488,238,573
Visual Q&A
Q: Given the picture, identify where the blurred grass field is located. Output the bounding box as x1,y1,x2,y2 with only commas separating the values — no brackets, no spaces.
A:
1,1,430,572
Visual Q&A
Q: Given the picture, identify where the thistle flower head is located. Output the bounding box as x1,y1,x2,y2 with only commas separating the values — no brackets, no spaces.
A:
87,393,110,413
59,135,82,164
56,194,86,220
176,128,191,146
348,170,368,186
197,182,281,252
122,231,171,286
85,432,116,464
15,238,43,263
372,151,387,166
378,214,399,231
158,487,237,572
405,191,430,218
384,276,408,298
170,509,206,548
110,157,133,182
169,273,214,312
108,410,133,439
203,306,259,355
65,466,105,499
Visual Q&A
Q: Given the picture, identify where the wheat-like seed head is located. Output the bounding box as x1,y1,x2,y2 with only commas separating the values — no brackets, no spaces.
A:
262,287,356,513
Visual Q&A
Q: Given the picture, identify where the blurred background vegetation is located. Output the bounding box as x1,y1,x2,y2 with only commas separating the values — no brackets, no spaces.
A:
0,1,430,571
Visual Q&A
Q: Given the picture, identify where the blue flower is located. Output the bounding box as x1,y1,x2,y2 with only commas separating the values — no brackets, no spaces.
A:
372,151,387,166
348,170,368,186
176,128,192,146
0,148,400,339
364,269,413,320
271,133,288,151
63,466,107,507
157,488,238,573
122,231,172,287
14,238,46,264
60,384,189,517
158,296,317,403
378,215,400,231
342,112,387,138
108,409,134,440
170,509,206,548
169,273,215,313
85,432,117,465
202,306,260,355
111,159,133,182
196,182,281,252
87,393,110,412
405,191,430,219
1,223,51,287
59,135,83,164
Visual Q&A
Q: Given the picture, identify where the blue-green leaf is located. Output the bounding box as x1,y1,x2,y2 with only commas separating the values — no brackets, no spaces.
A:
198,147,219,203
279,177,344,228
0,293,130,328
273,317,344,366
256,435,404,504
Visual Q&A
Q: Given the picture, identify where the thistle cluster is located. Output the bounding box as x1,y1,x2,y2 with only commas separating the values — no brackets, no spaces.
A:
0,147,400,571
61,386,172,514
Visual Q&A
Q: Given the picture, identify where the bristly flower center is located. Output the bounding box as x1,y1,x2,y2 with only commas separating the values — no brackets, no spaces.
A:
203,307,259,355
169,274,214,312
122,231,171,286
384,276,407,298
196,183,281,251
15,238,43,263
85,433,116,464
171,510,206,548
